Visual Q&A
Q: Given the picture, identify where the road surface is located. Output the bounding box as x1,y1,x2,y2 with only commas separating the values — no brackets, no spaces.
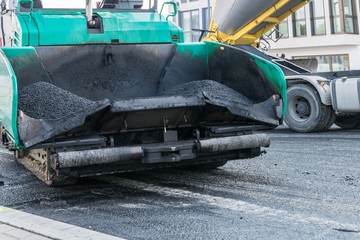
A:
0,126,359,239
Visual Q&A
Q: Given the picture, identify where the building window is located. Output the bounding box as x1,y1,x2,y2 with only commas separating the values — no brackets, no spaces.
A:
179,10,200,42
330,0,342,33
292,6,307,37
276,19,289,38
310,0,326,35
343,0,358,33
180,0,187,3
202,7,211,29
329,0,358,34
294,54,350,72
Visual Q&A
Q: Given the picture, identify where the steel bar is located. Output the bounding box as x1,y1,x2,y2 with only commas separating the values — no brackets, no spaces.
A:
198,133,270,153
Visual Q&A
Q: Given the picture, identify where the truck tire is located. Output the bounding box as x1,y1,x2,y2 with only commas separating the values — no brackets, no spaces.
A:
285,84,335,132
334,114,360,129
318,109,336,131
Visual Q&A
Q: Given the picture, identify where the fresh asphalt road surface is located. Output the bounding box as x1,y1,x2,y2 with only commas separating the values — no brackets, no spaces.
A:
0,126,359,240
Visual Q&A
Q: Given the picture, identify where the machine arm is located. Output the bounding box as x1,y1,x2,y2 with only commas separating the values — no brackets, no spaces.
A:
203,0,309,45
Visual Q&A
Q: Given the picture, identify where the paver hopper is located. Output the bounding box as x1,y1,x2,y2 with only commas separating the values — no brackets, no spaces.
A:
0,0,286,185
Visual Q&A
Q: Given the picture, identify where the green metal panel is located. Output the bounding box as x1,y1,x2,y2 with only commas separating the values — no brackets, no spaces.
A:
174,41,286,119
34,11,88,45
16,16,28,46
0,50,19,146
176,42,208,58
19,10,181,45
168,22,184,43
175,42,217,79
18,14,39,46
203,41,286,118
97,12,173,43
0,47,44,148
254,57,287,118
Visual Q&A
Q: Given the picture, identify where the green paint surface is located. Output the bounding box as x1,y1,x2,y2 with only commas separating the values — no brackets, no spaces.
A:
175,41,286,119
254,57,287,118
20,10,182,45
176,42,207,58
0,50,19,146
175,41,220,59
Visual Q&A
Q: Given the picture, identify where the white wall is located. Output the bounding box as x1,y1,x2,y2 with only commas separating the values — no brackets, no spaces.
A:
268,45,360,70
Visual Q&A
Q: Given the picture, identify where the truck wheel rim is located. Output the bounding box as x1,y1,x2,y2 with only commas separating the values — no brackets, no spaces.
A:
290,97,311,121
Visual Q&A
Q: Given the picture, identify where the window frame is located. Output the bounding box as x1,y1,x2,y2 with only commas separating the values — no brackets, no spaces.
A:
310,0,326,35
329,0,358,34
292,6,307,37
179,9,200,42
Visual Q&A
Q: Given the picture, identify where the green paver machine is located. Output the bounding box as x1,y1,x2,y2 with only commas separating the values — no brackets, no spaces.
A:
0,0,286,185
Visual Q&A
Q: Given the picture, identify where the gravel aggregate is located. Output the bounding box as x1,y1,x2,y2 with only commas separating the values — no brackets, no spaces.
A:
18,82,96,120
161,79,253,105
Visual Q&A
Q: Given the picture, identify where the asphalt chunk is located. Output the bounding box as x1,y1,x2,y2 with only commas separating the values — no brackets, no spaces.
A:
18,82,96,120
161,79,253,106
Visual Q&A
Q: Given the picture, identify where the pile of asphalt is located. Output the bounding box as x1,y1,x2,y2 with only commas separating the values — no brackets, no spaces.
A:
18,82,96,120
161,79,252,105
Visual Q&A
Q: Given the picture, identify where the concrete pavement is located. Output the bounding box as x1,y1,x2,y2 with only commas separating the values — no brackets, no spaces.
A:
0,206,125,240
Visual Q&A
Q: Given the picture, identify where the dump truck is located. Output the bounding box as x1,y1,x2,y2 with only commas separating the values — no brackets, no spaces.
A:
204,0,360,132
0,0,286,185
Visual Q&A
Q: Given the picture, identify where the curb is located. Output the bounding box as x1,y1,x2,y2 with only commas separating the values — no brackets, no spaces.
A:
0,206,125,240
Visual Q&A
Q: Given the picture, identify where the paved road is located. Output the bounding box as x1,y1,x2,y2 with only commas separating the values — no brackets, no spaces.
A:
0,126,359,240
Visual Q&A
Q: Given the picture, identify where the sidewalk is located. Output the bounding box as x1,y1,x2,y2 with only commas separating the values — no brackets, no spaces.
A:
0,206,125,240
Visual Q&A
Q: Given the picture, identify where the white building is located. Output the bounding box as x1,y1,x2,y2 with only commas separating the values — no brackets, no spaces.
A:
175,0,214,42
175,0,360,72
